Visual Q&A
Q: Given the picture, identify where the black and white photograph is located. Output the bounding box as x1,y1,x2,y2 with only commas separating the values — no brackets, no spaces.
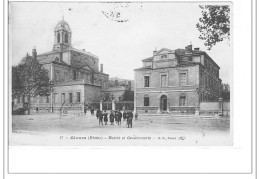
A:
9,2,232,146
3,0,257,177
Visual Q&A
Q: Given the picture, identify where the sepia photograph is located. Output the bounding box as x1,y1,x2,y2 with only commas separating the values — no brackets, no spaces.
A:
9,2,232,146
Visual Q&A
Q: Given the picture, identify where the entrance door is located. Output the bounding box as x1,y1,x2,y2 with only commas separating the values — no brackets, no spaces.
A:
160,95,167,112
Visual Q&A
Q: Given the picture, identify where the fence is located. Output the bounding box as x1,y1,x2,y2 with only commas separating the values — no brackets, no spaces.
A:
200,100,230,116
115,101,134,111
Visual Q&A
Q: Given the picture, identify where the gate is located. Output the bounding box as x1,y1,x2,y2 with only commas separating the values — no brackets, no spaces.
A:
87,102,100,110
102,101,112,110
115,101,134,111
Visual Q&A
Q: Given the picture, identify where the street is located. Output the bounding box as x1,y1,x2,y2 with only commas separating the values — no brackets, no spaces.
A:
10,112,231,146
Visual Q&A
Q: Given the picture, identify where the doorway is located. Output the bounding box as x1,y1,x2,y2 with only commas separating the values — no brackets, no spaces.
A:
160,95,167,112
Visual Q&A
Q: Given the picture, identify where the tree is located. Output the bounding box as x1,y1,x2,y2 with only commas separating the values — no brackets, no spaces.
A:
102,92,112,102
221,83,230,100
196,5,230,50
12,66,22,100
122,89,134,101
12,54,51,114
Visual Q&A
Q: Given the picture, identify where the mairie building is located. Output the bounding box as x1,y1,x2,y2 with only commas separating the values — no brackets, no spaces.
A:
14,19,109,113
134,45,222,114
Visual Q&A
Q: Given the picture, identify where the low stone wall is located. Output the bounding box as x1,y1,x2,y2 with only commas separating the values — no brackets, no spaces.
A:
136,106,196,114
169,107,195,114
200,101,230,116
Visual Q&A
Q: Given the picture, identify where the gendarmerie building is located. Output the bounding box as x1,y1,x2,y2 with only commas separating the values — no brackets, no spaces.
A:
134,45,222,114
14,18,109,112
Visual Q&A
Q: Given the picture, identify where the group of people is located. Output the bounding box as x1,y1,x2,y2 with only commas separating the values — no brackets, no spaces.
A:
96,109,134,128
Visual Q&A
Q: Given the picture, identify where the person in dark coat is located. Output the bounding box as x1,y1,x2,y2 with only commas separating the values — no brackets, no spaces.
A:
104,111,108,125
127,110,133,128
99,111,103,125
96,109,100,119
109,111,114,125
84,106,87,115
118,110,122,125
91,107,94,115
114,110,118,124
123,111,127,121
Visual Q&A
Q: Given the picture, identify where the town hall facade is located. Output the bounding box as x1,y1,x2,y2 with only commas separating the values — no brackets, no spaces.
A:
134,45,222,114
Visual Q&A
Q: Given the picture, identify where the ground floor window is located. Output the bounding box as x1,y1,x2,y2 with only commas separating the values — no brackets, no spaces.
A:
77,92,81,103
144,95,149,106
179,94,186,106
69,93,73,103
61,93,65,104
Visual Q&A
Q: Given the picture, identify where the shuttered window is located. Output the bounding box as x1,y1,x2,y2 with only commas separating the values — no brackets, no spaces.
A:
180,72,187,85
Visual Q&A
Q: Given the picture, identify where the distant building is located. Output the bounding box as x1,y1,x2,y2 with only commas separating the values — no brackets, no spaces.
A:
134,45,222,114
103,78,133,101
13,18,109,112
108,77,134,91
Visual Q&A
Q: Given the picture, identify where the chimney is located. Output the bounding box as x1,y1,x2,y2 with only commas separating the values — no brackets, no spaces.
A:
128,81,131,90
194,47,200,51
32,46,37,60
100,64,103,73
115,79,119,86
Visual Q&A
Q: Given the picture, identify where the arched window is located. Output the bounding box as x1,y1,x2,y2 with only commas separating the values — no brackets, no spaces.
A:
144,94,149,106
179,93,186,106
57,32,60,43
65,33,68,43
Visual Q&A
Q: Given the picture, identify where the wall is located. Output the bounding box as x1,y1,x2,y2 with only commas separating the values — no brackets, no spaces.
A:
200,101,230,115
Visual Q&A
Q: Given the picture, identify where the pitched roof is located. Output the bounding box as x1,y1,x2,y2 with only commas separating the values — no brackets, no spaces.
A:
142,57,153,62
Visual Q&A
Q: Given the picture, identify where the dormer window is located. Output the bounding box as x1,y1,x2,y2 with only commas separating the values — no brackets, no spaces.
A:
161,55,167,59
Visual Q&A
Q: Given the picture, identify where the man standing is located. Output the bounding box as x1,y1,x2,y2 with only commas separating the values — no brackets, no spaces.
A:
127,110,133,128
96,109,100,120
104,111,108,125
123,110,127,121
110,111,115,125
91,107,94,115
99,111,103,126
118,110,122,125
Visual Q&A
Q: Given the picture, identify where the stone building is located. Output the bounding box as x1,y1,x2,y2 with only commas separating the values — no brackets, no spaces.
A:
14,18,109,112
134,45,222,114
103,79,132,101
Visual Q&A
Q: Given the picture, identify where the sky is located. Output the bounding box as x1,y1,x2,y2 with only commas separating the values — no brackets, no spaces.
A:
9,2,232,83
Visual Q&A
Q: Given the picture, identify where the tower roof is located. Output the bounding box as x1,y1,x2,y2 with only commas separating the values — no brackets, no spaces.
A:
54,19,71,33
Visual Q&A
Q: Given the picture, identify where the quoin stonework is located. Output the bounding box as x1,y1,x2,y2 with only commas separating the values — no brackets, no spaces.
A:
13,18,109,112
134,45,222,114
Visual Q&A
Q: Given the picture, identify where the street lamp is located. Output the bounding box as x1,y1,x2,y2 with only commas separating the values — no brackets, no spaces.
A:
50,80,55,113
195,87,200,115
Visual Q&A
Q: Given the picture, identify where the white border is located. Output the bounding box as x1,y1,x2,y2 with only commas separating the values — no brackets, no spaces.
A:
2,0,257,179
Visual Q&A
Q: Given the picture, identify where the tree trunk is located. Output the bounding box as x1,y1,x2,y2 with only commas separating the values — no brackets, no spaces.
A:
28,95,31,115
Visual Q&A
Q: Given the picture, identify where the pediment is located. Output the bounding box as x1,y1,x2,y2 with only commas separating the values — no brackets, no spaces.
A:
156,48,174,55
